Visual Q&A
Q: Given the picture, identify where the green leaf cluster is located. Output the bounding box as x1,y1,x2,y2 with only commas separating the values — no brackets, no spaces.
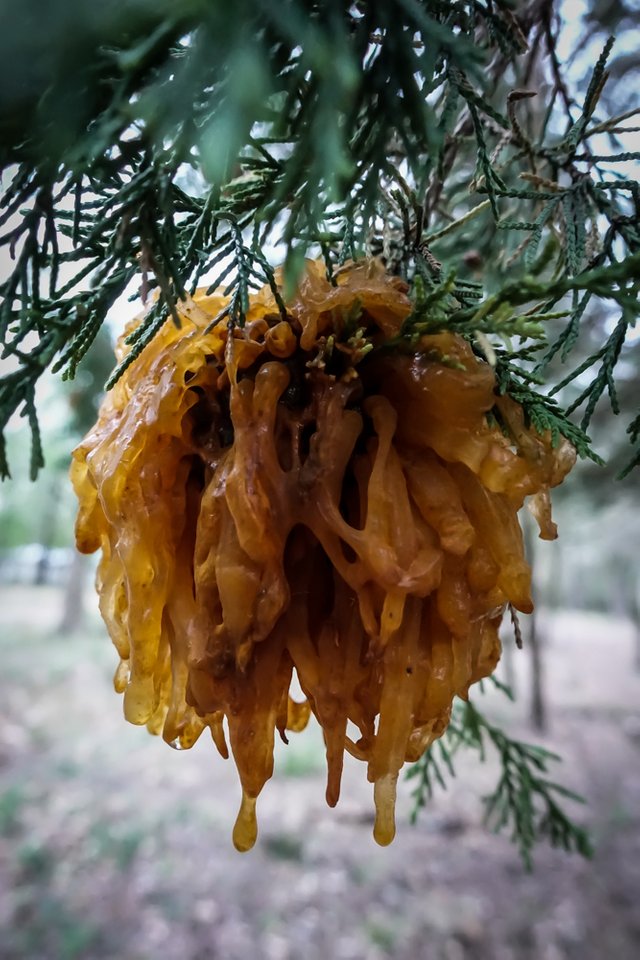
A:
407,679,593,870
9,0,632,476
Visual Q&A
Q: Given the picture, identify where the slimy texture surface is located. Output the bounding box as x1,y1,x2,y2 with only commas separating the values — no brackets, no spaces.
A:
72,259,575,850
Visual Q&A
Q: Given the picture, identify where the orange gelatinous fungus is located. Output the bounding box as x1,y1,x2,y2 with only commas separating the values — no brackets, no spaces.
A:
71,258,575,850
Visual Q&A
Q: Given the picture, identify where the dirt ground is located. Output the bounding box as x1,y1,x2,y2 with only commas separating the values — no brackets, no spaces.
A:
1,585,639,960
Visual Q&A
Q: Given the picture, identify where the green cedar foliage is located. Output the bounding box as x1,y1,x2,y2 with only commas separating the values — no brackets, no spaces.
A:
407,676,593,870
1,0,638,479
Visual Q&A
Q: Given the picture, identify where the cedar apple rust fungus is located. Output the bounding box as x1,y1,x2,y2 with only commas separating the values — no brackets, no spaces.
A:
71,259,575,851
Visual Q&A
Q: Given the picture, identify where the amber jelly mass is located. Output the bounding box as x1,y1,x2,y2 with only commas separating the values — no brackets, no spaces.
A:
71,258,575,851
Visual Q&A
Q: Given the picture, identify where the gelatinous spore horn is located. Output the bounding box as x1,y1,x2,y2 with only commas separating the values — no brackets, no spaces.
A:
71,258,575,849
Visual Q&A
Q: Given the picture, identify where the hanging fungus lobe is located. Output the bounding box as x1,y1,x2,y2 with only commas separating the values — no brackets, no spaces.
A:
71,259,575,850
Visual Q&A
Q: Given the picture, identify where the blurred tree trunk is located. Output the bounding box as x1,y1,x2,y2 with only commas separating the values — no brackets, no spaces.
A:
34,477,61,585
618,562,640,672
528,604,546,732
632,576,640,673
57,549,89,634
611,555,629,618
525,515,547,732
612,557,640,672
501,635,517,695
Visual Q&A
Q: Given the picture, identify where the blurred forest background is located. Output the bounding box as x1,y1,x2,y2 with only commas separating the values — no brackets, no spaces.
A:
1,0,640,958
